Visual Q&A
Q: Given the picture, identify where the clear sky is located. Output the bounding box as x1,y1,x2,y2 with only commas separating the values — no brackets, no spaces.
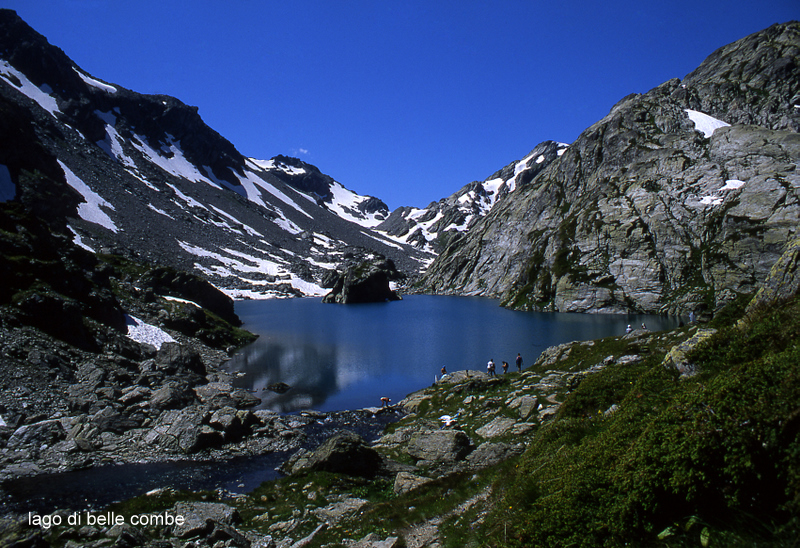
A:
3,1,798,209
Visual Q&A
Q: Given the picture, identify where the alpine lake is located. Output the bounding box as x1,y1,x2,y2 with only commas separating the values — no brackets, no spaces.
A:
4,295,681,513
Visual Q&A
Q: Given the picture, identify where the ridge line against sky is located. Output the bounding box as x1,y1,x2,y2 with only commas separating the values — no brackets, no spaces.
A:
3,0,798,210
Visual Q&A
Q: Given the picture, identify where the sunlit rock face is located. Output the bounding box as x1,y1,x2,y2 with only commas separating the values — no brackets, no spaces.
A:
419,22,800,315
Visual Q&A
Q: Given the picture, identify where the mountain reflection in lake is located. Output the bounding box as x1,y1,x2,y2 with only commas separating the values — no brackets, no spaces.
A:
226,295,681,413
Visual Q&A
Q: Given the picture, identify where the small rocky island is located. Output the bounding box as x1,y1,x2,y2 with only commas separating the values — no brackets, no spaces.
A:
322,257,403,304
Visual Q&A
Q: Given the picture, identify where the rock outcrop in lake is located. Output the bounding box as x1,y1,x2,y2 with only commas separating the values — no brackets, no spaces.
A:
418,22,800,316
322,257,403,304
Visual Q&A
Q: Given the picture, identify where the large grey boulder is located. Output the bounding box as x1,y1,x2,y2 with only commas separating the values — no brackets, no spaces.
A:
407,429,472,463
466,442,526,470
287,430,383,477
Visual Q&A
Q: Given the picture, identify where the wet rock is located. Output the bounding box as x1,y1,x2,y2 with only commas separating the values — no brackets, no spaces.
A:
267,382,291,394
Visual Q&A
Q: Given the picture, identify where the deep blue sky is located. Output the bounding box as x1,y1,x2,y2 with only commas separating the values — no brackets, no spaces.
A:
4,1,797,209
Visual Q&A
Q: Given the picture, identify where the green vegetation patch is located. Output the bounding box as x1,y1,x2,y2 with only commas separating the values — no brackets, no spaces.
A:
485,295,800,547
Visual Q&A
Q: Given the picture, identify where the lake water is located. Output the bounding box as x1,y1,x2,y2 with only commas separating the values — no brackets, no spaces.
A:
1,295,679,513
226,295,680,413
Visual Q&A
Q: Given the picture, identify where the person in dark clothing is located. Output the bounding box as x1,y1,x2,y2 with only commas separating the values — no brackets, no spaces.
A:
516,353,523,372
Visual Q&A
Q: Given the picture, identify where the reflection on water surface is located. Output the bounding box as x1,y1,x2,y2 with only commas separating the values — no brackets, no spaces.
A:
227,295,680,413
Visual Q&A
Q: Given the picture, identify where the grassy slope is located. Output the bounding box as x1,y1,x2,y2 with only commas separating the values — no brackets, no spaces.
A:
489,295,800,547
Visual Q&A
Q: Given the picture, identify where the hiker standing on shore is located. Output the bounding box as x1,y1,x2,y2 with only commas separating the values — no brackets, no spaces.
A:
516,353,523,372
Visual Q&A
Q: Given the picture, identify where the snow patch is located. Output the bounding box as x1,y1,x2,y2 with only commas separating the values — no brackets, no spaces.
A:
0,60,60,117
131,133,221,188
167,183,208,210
67,225,95,252
685,109,730,138
147,204,175,219
248,157,307,175
700,196,723,206
208,205,262,237
58,161,119,233
125,315,175,349
324,181,386,227
720,179,745,191
162,295,200,307
74,68,117,94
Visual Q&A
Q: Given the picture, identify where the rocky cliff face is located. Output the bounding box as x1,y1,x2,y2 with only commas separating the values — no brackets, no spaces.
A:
419,22,800,315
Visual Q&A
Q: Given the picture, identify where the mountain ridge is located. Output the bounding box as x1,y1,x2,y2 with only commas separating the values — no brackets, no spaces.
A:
0,8,431,300
417,21,800,316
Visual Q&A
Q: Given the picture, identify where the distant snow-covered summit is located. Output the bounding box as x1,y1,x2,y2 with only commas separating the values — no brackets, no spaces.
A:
375,141,568,253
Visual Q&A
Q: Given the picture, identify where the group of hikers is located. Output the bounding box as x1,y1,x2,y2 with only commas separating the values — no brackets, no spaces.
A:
486,353,523,377
438,352,524,379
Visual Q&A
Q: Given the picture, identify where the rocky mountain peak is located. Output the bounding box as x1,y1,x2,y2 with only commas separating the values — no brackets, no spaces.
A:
677,21,800,131
0,9,430,299
417,21,800,316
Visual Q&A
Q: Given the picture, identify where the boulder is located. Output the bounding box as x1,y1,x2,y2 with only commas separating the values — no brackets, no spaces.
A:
288,430,383,477
475,417,517,439
662,328,718,378
144,406,209,453
517,395,539,419
155,342,206,376
7,419,65,450
148,383,195,410
311,497,369,525
745,238,800,316
194,382,262,409
171,501,240,539
466,442,525,470
352,533,404,548
407,429,472,463
393,471,433,495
